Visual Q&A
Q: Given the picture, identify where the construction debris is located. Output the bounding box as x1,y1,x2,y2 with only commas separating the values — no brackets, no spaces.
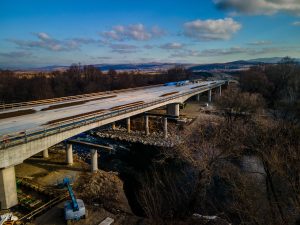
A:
99,217,114,225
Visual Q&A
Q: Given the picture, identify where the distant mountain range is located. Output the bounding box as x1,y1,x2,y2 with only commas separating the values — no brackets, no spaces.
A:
189,57,300,72
248,57,300,64
12,63,189,73
4,57,300,73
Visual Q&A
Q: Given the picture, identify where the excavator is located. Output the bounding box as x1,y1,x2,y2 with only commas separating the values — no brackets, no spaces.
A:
62,177,86,222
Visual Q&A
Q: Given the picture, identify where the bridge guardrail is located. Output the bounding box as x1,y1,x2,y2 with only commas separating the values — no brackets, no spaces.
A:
0,81,225,149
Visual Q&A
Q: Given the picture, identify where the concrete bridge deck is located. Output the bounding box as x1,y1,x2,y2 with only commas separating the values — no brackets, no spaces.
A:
0,79,226,209
0,81,222,138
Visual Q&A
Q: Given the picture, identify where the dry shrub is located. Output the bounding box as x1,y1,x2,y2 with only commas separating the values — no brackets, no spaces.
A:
215,88,265,121
137,111,300,224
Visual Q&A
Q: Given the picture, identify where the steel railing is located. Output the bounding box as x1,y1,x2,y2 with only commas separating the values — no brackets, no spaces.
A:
0,81,225,149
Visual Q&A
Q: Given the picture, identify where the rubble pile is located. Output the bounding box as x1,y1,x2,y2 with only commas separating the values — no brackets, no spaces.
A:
95,128,182,147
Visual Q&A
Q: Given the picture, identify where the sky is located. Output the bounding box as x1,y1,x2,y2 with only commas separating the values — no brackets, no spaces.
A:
0,0,300,68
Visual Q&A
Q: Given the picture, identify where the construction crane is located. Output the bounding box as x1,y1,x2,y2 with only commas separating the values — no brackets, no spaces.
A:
62,177,86,221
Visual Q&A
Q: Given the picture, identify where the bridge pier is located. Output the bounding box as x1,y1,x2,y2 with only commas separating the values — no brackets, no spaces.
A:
164,117,168,139
0,166,18,209
218,86,222,96
208,89,212,102
167,103,180,117
145,115,150,136
196,94,200,102
42,148,49,158
126,118,131,133
66,144,73,165
91,149,98,173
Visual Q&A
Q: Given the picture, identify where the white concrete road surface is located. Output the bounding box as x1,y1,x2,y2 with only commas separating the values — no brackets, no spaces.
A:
0,81,214,136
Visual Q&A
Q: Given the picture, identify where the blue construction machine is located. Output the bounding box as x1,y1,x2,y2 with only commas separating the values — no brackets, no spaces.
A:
62,177,87,221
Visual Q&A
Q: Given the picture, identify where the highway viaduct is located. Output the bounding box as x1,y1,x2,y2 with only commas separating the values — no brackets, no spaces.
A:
0,80,227,209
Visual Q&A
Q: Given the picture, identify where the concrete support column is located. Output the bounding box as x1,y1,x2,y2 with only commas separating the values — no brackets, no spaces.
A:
218,86,222,96
66,144,73,165
167,103,180,117
145,115,150,136
91,149,98,173
208,89,212,102
42,148,49,158
126,117,131,133
196,94,200,102
0,166,18,209
112,122,116,130
164,117,168,139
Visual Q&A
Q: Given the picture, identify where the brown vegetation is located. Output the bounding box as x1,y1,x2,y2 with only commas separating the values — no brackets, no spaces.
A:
215,87,265,121
239,57,300,122
137,84,300,225
0,65,191,103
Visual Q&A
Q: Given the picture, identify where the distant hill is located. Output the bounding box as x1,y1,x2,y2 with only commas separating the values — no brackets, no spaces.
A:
188,57,300,72
248,57,299,64
93,63,190,72
188,60,260,72
11,63,191,73
247,57,284,64
4,57,300,73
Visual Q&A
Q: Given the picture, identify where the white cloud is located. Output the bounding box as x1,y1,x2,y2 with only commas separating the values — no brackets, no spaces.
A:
9,33,98,51
214,0,300,16
110,44,138,54
144,44,154,49
247,40,272,46
200,46,291,57
102,24,165,41
170,49,201,58
200,47,253,56
160,42,184,49
292,21,300,26
37,32,51,41
151,26,166,37
183,18,241,41
169,46,294,58
0,51,32,58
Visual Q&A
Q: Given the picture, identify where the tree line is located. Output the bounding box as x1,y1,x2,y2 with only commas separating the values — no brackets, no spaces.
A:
239,57,300,122
0,64,191,103
134,58,300,224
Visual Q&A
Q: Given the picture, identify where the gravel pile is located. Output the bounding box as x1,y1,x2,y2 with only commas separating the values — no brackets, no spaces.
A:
95,128,182,147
